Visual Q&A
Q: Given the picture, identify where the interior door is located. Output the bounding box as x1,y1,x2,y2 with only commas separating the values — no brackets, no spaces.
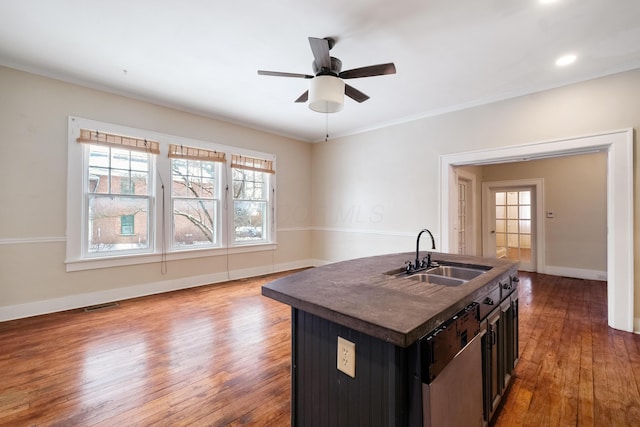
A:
455,169,477,256
484,186,536,271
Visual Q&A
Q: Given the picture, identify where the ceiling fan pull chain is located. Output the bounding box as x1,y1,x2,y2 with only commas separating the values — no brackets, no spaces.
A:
325,112,329,142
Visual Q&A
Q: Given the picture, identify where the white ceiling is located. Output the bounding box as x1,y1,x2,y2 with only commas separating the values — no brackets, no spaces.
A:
1,0,639,142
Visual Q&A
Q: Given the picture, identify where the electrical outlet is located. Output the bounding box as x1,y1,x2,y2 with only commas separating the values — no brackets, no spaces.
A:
337,336,356,378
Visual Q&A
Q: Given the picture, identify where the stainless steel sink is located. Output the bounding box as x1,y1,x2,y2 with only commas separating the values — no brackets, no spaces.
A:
407,274,466,287
404,264,488,287
426,265,486,281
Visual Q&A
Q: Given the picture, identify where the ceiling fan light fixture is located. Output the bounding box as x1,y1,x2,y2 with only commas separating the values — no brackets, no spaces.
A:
308,75,344,113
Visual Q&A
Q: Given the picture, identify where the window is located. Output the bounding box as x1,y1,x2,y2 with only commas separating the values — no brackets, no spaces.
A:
231,155,274,244
67,117,276,271
82,132,157,255
120,215,135,235
169,144,225,249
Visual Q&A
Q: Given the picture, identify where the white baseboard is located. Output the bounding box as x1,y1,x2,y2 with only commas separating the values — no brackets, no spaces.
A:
543,265,607,281
634,318,640,335
0,259,315,322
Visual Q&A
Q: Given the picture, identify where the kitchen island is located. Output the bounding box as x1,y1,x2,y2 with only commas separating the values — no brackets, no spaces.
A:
262,251,519,426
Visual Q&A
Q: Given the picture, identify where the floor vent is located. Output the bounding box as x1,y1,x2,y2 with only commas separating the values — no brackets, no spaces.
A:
84,302,119,312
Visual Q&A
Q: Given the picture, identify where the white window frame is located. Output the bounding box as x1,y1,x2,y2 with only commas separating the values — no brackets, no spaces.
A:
229,157,274,246
83,143,156,257
170,155,222,251
66,116,276,272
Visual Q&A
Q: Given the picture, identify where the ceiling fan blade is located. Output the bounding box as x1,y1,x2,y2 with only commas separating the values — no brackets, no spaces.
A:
339,63,396,79
345,84,370,103
295,91,309,103
258,70,314,79
308,37,331,70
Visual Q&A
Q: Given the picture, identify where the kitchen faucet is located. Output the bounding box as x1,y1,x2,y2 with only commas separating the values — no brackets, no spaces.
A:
406,228,436,273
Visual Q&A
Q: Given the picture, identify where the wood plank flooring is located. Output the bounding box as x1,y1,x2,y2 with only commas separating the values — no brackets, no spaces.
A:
1,270,639,426
493,273,640,427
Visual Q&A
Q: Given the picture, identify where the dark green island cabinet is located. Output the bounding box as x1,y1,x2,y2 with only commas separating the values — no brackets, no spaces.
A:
262,252,519,426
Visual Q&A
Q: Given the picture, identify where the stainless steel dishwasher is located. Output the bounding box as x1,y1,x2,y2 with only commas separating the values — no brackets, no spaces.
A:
420,302,484,427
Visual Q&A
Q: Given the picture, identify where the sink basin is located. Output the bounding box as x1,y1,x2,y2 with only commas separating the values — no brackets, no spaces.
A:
426,265,486,281
408,274,466,287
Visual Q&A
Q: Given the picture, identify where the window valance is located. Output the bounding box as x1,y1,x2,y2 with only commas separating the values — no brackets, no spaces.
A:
168,144,226,162
231,154,275,174
76,129,160,154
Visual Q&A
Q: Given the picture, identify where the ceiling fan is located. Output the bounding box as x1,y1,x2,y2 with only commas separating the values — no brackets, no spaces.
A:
258,37,396,113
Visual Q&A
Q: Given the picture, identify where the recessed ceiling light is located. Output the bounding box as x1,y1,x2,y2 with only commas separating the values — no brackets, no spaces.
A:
539,0,558,4
556,54,577,67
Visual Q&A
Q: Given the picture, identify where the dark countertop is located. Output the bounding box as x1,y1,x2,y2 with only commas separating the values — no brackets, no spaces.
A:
262,252,518,347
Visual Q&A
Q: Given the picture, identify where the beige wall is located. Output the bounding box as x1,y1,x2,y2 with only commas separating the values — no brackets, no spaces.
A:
481,152,607,272
311,68,639,322
1,64,638,326
0,66,312,315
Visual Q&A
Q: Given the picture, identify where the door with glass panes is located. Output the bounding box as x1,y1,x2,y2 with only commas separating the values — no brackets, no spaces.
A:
485,186,535,271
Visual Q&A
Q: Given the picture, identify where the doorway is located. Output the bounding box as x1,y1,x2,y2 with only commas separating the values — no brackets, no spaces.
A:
482,181,542,272
439,129,634,333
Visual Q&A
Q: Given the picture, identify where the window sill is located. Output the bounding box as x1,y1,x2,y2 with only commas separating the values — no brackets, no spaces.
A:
65,243,277,272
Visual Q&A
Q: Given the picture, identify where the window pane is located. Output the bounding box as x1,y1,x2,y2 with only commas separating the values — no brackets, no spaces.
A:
496,233,506,246
172,158,188,176
88,196,149,253
496,206,506,219
88,167,108,193
507,206,518,219
233,169,267,201
496,219,506,233
519,205,531,220
88,145,150,196
188,160,202,177
113,169,131,194
507,219,518,233
201,178,215,198
130,151,149,172
171,159,217,199
88,145,110,168
111,148,131,170
131,171,148,195
495,192,505,205
173,199,216,246
172,176,188,197
519,191,531,205
507,192,518,205
234,201,266,241
201,162,215,178
507,233,519,247
520,220,531,234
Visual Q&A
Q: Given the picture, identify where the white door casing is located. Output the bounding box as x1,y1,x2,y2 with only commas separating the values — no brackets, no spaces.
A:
440,129,634,333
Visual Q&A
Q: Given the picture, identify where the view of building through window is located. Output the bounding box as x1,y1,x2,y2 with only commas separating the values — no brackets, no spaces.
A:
87,145,151,253
73,119,275,264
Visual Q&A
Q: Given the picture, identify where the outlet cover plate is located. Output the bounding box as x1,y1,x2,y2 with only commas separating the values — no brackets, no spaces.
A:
337,336,356,378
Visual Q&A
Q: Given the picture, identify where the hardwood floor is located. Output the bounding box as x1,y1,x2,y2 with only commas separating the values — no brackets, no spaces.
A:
0,272,294,426
493,272,640,427
1,270,639,426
